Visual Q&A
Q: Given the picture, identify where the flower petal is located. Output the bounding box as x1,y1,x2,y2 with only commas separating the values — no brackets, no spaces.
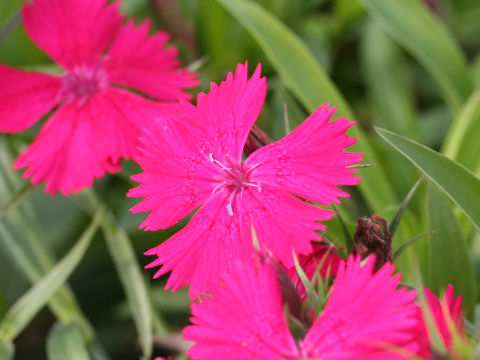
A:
144,195,251,298
103,19,198,101
22,0,123,69
143,186,333,298
237,187,334,268
0,65,61,133
183,259,298,360
301,256,420,359
15,88,165,195
422,284,465,353
128,116,218,230
246,105,362,206
179,62,266,164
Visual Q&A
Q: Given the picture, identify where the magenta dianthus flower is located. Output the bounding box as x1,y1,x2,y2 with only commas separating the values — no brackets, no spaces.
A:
183,255,421,359
417,285,466,358
0,0,198,195
128,63,362,297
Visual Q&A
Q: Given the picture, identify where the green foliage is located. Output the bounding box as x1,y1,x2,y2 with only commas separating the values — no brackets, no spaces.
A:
47,322,91,360
78,189,155,359
443,90,480,170
376,127,480,231
426,184,475,320
358,0,473,112
0,342,13,360
0,207,103,342
1,0,480,358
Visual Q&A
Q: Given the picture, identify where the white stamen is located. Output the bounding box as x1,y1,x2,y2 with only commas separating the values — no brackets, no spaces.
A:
245,161,263,175
227,191,236,216
209,153,234,174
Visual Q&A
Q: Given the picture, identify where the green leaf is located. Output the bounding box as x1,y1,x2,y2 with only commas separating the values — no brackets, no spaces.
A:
0,207,103,342
0,222,83,326
0,11,20,45
427,184,476,320
0,0,23,23
442,90,480,171
393,231,432,260
359,0,472,112
78,190,153,359
332,205,353,254
0,182,35,219
218,0,350,119
360,21,419,138
88,342,112,360
102,223,153,358
360,22,423,199
472,54,480,90
47,322,91,360
389,176,424,237
217,0,398,211
0,342,13,360
375,127,480,231
0,140,94,341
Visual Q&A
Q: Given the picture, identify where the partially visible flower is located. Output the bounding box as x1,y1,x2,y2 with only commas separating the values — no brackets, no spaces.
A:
183,255,421,359
417,285,466,359
0,0,198,195
287,242,343,300
129,63,362,297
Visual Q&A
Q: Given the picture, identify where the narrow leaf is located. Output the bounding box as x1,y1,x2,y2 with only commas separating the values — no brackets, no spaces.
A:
427,184,476,320
442,90,480,170
359,0,472,112
0,342,13,360
0,182,35,219
47,322,91,360
0,222,90,333
0,207,104,342
102,224,153,358
332,205,353,253
389,176,424,237
375,127,480,231
88,342,112,360
360,21,419,138
217,0,398,212
393,231,432,260
218,0,351,119
78,190,153,359
0,11,21,44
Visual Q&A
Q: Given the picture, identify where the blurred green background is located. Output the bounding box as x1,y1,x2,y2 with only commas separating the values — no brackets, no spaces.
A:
1,0,480,358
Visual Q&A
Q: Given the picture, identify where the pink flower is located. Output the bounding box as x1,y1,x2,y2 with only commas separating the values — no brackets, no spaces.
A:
0,0,198,195
128,63,362,297
417,285,466,358
183,255,421,359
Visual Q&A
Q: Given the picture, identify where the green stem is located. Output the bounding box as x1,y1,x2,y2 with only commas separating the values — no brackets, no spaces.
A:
0,183,35,219
77,188,167,358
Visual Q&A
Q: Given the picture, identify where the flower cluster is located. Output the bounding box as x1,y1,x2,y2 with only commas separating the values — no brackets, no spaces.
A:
183,254,466,360
0,0,470,359
128,62,362,297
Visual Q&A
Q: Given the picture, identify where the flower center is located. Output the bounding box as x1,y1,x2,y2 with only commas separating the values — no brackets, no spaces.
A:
209,153,262,216
61,65,109,102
